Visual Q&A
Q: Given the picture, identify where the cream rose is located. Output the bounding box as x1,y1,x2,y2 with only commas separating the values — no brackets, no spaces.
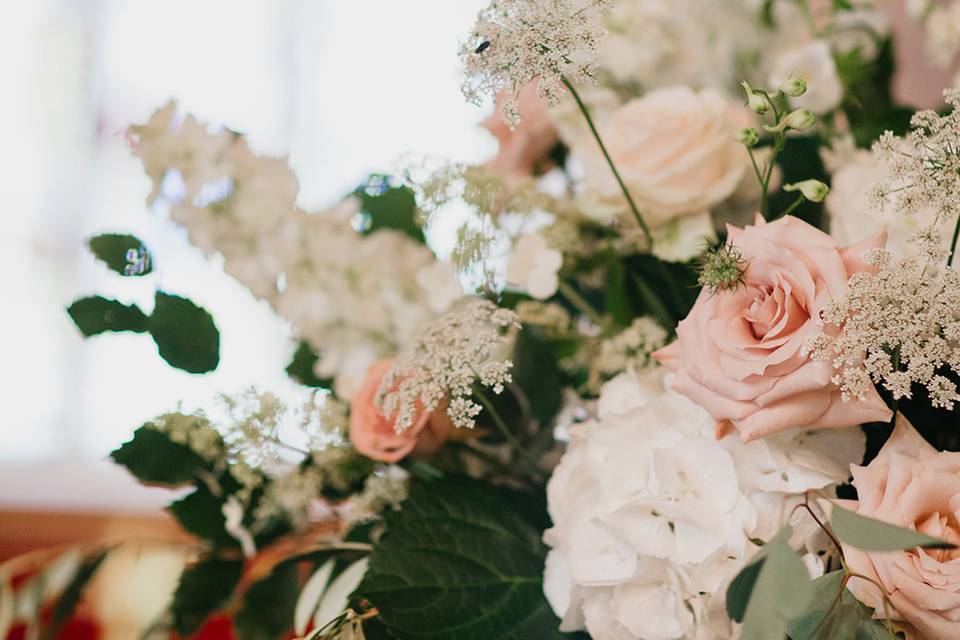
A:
567,86,748,226
842,415,960,640
654,215,892,442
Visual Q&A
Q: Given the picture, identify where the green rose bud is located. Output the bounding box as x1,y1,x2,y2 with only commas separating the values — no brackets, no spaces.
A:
737,127,760,147
779,77,807,98
784,179,830,203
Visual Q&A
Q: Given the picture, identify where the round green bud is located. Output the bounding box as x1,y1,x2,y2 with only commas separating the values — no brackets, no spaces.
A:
782,108,816,131
784,179,830,203
779,77,807,98
737,127,760,147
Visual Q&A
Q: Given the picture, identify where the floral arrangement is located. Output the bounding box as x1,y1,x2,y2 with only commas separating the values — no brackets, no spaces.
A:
8,1,960,639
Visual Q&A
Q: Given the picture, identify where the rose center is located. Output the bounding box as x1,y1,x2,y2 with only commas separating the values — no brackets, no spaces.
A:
742,279,806,342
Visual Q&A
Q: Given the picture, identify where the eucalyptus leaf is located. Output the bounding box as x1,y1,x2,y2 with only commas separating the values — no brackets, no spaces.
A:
87,233,153,276
148,292,220,373
354,477,571,639
737,526,814,640
726,556,765,623
67,296,148,336
831,502,955,551
787,571,897,640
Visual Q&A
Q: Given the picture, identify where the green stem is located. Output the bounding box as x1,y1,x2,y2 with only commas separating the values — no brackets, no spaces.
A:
558,280,606,328
473,389,543,480
772,194,805,221
562,76,654,249
948,214,960,267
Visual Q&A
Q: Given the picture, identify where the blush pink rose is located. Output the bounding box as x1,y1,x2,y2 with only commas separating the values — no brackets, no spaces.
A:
348,360,453,463
842,416,960,640
483,83,559,186
654,215,892,442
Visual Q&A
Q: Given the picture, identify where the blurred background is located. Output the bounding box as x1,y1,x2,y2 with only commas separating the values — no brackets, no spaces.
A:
0,0,492,518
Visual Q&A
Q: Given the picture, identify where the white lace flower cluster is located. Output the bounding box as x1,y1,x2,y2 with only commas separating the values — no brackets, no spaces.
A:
376,299,519,431
460,0,610,127
128,103,462,398
808,247,960,411
591,317,667,382
870,89,960,228
544,368,864,640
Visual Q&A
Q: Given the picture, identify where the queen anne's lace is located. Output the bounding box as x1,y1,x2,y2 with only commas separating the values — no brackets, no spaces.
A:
376,299,519,431
460,0,610,127
807,247,960,410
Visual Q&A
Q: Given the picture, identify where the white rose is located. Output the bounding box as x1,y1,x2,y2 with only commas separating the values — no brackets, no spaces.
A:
505,234,563,299
544,368,865,639
565,87,748,227
768,40,843,114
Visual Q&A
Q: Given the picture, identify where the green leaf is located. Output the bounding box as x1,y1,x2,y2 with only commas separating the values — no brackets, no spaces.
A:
737,527,814,640
357,176,425,243
831,502,955,551
788,571,897,640
355,477,571,639
110,425,208,486
148,292,220,374
235,560,299,640
621,254,699,329
285,341,334,388
726,556,765,623
67,296,148,337
170,558,244,636
167,484,234,548
87,233,153,276
42,551,110,640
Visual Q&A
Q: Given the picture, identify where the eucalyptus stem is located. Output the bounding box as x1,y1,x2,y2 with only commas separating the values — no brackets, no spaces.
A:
562,76,654,249
474,388,543,479
558,280,606,328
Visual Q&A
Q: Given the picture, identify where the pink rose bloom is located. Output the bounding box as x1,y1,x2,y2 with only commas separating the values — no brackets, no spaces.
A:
483,83,558,186
349,360,453,463
842,416,960,640
654,215,892,442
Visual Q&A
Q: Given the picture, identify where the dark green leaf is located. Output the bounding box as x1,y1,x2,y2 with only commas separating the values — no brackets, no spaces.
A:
621,254,699,329
110,425,208,486
87,233,153,276
738,527,814,640
726,557,765,623
170,558,244,636
67,296,148,336
767,136,828,229
788,571,897,640
148,292,220,374
167,483,234,548
831,502,955,551
42,551,110,640
235,561,300,640
357,176,425,243
355,477,571,639
285,341,334,388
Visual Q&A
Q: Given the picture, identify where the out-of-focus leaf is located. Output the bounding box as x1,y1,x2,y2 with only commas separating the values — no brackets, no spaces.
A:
67,296,148,336
170,558,244,636
830,502,955,551
87,233,153,276
148,292,220,373
110,425,208,486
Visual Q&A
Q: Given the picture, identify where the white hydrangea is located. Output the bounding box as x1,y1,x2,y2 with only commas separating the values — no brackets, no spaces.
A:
128,103,458,399
544,368,865,640
505,234,563,300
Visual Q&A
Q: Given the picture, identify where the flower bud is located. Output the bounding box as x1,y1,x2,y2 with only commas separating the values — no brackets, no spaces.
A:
782,108,816,131
784,179,830,203
740,81,769,114
737,127,759,147
779,77,807,97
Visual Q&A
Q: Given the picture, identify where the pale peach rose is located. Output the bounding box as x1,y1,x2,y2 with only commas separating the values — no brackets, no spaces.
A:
568,86,749,226
348,359,453,463
654,215,892,442
842,415,960,640
483,83,559,186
